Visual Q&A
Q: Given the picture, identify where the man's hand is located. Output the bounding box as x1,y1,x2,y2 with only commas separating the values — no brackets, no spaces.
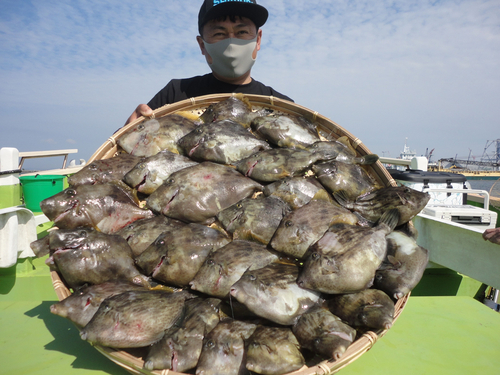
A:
125,104,154,125
483,227,500,245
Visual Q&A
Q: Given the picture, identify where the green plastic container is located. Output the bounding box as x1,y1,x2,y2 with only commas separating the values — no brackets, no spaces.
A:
20,175,65,212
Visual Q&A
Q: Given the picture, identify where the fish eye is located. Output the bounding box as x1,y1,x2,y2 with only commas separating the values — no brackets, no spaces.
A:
206,340,215,349
138,163,146,169
79,230,88,237
375,274,383,281
66,189,77,196
167,178,175,184
89,164,97,170
137,124,145,130
311,252,320,260
207,259,215,266
249,274,256,281
102,303,111,312
314,338,321,345
285,220,293,227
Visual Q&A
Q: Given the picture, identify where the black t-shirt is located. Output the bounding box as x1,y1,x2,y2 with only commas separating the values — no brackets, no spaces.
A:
147,73,293,110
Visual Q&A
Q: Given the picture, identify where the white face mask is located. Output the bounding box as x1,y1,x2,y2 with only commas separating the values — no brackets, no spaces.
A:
203,36,258,79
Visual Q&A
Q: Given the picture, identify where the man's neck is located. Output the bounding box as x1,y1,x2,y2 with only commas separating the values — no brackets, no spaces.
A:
212,71,253,85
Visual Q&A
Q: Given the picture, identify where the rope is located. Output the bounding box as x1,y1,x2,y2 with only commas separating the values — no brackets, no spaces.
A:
312,111,319,121
107,137,117,147
363,331,379,347
351,137,362,148
269,96,275,106
317,363,332,374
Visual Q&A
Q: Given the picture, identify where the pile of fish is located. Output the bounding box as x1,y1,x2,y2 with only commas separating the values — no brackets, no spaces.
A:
32,95,431,375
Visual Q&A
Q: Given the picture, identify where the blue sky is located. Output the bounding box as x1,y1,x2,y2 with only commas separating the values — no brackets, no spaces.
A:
1,0,499,170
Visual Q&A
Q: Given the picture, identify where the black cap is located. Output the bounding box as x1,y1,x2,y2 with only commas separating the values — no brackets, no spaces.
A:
198,0,269,35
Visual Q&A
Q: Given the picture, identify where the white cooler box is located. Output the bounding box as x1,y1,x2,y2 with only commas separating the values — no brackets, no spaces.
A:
422,203,497,230
389,170,469,205
389,170,497,230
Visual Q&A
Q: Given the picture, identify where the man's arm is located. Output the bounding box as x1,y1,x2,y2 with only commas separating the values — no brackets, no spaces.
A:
124,104,154,126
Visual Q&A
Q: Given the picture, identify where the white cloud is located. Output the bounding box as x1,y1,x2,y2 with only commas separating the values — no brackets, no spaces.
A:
1,0,499,162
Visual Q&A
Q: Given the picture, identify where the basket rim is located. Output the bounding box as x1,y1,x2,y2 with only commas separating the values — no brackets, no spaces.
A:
55,93,406,375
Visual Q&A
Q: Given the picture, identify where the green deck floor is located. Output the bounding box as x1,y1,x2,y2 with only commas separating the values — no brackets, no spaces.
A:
1,257,499,375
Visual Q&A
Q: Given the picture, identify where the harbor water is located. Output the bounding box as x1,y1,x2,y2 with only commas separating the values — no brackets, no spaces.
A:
468,178,500,199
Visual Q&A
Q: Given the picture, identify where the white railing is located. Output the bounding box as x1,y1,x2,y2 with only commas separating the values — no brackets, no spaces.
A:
18,149,78,169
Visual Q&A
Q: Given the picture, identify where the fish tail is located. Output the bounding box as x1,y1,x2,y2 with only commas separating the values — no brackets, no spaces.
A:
354,154,379,165
378,208,400,231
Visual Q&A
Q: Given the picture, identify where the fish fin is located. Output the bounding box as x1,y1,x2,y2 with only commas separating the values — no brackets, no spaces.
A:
336,136,356,154
324,260,340,274
354,213,372,227
333,190,352,209
312,189,335,203
175,110,201,122
387,255,402,268
353,154,379,165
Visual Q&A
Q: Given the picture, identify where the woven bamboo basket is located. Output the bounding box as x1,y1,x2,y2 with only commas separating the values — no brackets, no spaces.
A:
51,93,408,375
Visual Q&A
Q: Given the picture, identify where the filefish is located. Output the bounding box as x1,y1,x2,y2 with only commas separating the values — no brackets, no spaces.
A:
178,119,271,165
307,139,379,165
40,183,154,233
334,186,430,226
123,150,198,195
195,319,257,375
375,230,429,299
117,114,198,157
216,195,291,245
189,240,279,298
67,154,142,187
30,235,50,258
144,297,222,372
250,114,320,149
230,263,321,326
263,176,335,209
146,162,263,224
236,148,334,183
49,281,149,328
313,160,380,200
245,326,305,375
270,199,359,260
48,228,150,288
292,306,356,360
198,94,267,128
327,289,395,331
80,290,195,348
297,209,399,294
135,223,231,287
115,215,186,258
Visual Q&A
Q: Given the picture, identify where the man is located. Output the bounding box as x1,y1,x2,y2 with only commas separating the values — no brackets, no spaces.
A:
125,0,292,125
483,227,500,245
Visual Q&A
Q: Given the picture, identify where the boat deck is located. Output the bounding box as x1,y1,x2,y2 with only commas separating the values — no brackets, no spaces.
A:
1,255,499,375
